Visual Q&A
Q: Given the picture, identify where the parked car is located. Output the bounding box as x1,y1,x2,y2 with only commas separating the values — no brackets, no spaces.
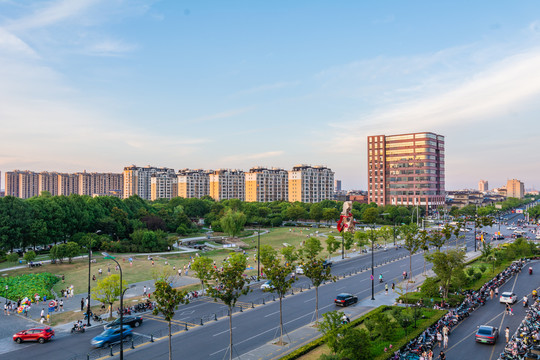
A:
13,327,55,344
295,266,304,275
334,293,358,307
499,292,518,304
323,260,333,269
104,315,143,330
91,325,132,348
475,325,499,344
261,281,274,290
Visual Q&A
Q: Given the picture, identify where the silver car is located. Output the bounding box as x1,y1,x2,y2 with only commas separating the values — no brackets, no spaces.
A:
499,292,517,304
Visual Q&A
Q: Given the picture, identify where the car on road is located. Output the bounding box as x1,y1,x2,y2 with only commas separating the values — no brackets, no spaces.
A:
104,315,143,330
323,260,332,269
91,325,132,348
295,266,304,275
499,292,518,304
261,281,274,290
334,293,358,307
13,326,55,344
475,325,499,344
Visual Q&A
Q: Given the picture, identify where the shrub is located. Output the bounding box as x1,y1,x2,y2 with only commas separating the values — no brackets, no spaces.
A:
420,276,440,298
7,253,19,263
478,264,487,273
23,250,37,263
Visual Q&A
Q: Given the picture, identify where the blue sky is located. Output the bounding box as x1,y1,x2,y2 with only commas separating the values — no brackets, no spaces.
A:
1,1,540,191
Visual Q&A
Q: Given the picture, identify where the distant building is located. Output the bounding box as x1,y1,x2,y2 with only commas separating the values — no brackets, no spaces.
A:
123,165,175,200
177,169,212,199
209,169,245,201
288,165,334,203
5,171,20,197
150,172,178,200
479,180,488,192
506,179,525,199
245,167,288,202
367,132,445,211
334,180,342,192
39,171,59,196
57,173,79,196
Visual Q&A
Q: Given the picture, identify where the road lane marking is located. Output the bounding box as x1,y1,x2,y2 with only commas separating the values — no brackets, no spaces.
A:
213,327,235,337
304,298,314,303
264,310,280,318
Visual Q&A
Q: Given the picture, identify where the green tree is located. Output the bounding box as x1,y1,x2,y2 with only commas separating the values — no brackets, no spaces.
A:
284,204,307,221
260,244,297,345
325,235,340,259
91,274,127,318
378,226,393,248
152,280,189,360
220,209,247,238
64,241,81,263
309,203,324,223
6,253,19,263
191,256,214,295
425,249,465,299
300,237,334,322
429,230,446,252
204,253,250,360
23,250,36,263
322,208,340,224
362,207,378,224
401,223,420,284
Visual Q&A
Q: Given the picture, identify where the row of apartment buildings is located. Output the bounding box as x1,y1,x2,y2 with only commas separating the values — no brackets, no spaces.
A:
4,165,335,203
123,165,334,203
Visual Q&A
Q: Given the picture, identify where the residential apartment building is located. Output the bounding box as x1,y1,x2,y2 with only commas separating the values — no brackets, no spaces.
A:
150,172,178,201
209,169,245,201
5,170,39,198
245,167,289,202
177,169,212,199
79,171,123,197
506,179,525,199
288,165,334,203
367,132,445,211
5,171,20,197
123,165,175,200
478,180,489,193
39,172,59,196
57,173,79,196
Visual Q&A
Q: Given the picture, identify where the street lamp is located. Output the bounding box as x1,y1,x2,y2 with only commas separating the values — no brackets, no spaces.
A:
102,252,127,360
370,224,376,301
85,230,101,327
255,223,261,281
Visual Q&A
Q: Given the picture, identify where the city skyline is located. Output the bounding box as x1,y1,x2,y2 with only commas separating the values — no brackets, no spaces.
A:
1,1,540,190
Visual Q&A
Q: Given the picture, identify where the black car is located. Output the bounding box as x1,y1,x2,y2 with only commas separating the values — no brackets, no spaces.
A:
104,315,143,330
323,260,333,269
475,325,499,344
334,293,358,307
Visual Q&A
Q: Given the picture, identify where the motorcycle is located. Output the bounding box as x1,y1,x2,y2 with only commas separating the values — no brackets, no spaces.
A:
71,323,86,333
530,267,533,275
524,298,529,307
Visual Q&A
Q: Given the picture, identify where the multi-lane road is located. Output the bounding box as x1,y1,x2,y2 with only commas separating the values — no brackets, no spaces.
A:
3,212,534,360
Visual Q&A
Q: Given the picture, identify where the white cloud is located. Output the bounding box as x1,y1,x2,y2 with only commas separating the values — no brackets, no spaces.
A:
0,27,37,57
221,151,285,163
188,107,254,124
83,39,137,56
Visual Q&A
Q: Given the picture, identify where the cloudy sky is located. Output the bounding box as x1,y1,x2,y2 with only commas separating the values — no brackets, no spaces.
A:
1,0,539,191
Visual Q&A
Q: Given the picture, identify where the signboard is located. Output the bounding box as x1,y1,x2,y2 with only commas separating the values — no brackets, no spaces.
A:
516,209,524,214
370,274,374,281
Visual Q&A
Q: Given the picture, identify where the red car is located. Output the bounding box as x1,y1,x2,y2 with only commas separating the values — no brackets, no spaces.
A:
13,326,55,344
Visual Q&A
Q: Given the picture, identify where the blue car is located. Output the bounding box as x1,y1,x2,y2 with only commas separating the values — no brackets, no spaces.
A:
91,325,133,348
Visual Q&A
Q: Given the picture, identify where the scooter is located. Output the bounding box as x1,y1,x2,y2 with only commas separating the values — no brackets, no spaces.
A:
524,298,529,307
529,267,533,275
71,323,86,333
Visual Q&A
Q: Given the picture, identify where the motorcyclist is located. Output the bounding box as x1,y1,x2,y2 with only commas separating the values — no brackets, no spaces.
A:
529,267,533,275
532,289,538,299
379,274,383,283
403,271,407,280
341,314,350,324
523,295,529,307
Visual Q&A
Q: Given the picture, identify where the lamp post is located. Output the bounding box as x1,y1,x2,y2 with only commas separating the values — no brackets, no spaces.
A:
370,224,376,301
102,252,125,360
256,223,261,281
86,245,92,327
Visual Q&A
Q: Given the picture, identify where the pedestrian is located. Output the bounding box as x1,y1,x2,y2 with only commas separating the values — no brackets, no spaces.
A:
3,303,7,315
490,289,494,299
98,268,102,276
151,260,154,266
59,299,64,311
443,333,448,349
62,274,65,283
143,286,147,296
510,306,514,316
436,332,442,347
392,282,395,292
46,313,50,323
505,327,510,343
107,267,111,275
428,349,433,360
442,325,449,337
439,351,446,360
40,308,45,319
385,283,388,295
495,287,499,297
178,269,182,277
80,298,84,311
505,303,510,315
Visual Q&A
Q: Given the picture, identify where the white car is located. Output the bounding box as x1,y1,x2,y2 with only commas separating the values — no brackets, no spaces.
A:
295,266,304,275
260,281,274,290
499,292,517,304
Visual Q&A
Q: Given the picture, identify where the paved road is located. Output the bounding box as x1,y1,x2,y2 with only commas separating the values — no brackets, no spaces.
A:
2,211,534,360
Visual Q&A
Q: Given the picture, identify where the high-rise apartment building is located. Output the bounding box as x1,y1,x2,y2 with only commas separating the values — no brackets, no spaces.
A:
150,173,178,201
367,132,445,211
123,165,175,200
39,172,59,196
209,169,245,201
19,171,39,199
57,173,79,196
79,171,123,197
506,179,524,199
5,171,20,197
334,180,342,192
479,180,489,193
288,165,334,203
245,167,289,202
177,169,212,199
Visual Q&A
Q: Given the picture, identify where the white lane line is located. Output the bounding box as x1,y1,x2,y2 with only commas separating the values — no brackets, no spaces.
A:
133,332,153,339
304,298,314,303
337,286,346,290
213,327,235,337
264,310,280,318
